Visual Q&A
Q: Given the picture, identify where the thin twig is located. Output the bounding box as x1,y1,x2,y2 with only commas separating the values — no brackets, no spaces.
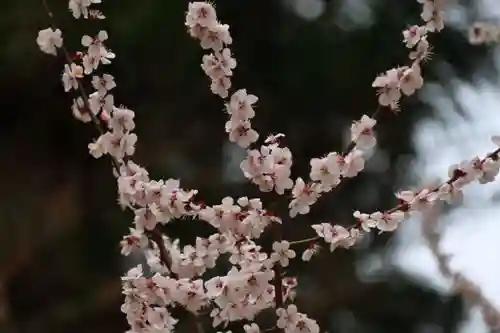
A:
289,236,320,246
41,0,53,18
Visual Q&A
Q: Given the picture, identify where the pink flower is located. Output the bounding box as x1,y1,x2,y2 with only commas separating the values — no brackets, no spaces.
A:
271,241,296,267
37,28,63,55
351,115,377,150
226,89,258,120
225,119,259,148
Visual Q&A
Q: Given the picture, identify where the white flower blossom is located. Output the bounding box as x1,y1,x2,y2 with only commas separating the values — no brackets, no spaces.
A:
37,28,63,55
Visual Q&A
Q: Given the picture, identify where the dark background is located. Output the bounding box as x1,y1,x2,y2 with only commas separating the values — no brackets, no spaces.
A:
0,0,493,332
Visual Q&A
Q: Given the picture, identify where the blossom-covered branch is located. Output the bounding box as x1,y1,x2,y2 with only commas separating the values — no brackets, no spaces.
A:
297,141,500,259
288,0,444,219
35,0,500,332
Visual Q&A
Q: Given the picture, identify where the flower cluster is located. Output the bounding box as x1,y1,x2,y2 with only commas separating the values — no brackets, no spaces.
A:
199,196,281,239
276,305,319,333
186,2,234,98
271,241,296,267
36,0,500,332
373,0,444,110
69,0,105,19
289,0,444,220
121,174,200,231
240,136,294,195
225,89,260,148
206,262,275,326
61,28,134,160
122,265,204,330
418,0,445,32
310,224,360,252
372,64,424,109
313,136,500,252
289,124,368,218
186,3,261,149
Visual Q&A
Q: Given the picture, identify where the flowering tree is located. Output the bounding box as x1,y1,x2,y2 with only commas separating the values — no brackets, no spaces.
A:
35,0,500,332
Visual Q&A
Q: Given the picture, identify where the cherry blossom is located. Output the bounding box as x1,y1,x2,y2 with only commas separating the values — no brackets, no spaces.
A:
68,0,102,19
226,89,258,120
343,149,365,178
202,53,227,79
37,28,63,55
351,115,377,150
82,30,108,55
88,136,107,158
81,31,115,74
277,305,319,333
277,305,300,329
289,178,321,217
301,244,320,262
200,23,233,51
403,25,426,48
370,210,405,232
61,63,83,92
271,241,296,267
109,106,136,132
210,48,237,77
243,323,260,333
353,210,377,232
120,227,149,255
400,64,424,96
91,73,116,96
89,91,114,114
409,37,431,62
419,0,445,32
372,68,402,109
71,96,95,123
186,2,217,28
210,76,232,98
309,153,342,189
240,142,294,195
